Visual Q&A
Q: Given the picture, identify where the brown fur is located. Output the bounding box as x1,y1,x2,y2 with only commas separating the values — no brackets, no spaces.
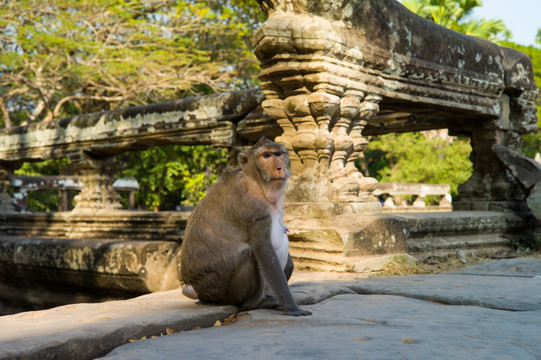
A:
180,137,311,316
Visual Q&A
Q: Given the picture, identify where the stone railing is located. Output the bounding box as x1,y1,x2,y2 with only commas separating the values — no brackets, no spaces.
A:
11,175,139,211
374,183,452,211
0,89,271,213
254,0,538,213
0,0,537,311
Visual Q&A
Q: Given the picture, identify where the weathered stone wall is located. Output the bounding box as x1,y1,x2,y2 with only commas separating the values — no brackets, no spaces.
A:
0,211,189,311
0,89,265,162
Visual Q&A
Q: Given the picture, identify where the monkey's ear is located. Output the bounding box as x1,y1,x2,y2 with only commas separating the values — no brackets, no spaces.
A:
238,153,249,167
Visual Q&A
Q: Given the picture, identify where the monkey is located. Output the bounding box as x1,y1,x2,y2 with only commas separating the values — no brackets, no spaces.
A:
180,136,311,316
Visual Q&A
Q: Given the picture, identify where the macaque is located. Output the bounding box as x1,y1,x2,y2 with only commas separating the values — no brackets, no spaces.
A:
180,136,311,316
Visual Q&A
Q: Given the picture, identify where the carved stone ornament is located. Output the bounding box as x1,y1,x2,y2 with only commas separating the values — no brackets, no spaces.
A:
254,0,538,211
72,157,123,212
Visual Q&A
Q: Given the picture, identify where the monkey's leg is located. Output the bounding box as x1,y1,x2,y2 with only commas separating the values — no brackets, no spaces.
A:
256,294,281,310
229,249,280,311
182,285,198,300
256,253,294,309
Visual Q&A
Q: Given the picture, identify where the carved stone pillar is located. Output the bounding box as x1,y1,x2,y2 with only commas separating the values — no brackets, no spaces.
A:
254,0,537,215
454,128,524,212
262,87,380,208
453,93,536,212
253,6,383,210
72,157,123,212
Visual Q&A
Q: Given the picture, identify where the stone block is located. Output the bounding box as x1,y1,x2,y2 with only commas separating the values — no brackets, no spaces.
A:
0,237,182,310
527,182,541,220
342,215,410,256
493,144,541,190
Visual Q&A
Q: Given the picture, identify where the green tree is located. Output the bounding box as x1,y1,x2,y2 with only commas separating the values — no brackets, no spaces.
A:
0,0,264,128
1,0,263,210
365,133,473,197
120,145,228,211
401,0,511,43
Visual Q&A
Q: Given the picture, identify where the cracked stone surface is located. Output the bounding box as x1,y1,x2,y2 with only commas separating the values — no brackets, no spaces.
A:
1,258,541,360
99,295,541,360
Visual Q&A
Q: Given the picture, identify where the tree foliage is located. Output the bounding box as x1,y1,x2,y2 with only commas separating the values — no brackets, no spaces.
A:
0,0,264,127
1,0,263,210
401,0,511,44
365,133,473,196
120,145,228,211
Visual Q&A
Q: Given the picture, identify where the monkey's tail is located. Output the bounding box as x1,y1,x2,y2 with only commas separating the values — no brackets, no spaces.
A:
182,285,199,300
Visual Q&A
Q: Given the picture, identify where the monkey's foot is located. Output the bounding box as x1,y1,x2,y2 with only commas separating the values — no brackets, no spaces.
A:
282,308,312,316
182,285,199,300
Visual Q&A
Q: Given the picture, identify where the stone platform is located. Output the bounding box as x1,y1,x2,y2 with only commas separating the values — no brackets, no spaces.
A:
287,209,525,271
0,210,529,313
1,257,540,360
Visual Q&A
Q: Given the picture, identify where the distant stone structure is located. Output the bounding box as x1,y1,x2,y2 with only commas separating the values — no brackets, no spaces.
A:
0,0,538,311
374,183,452,210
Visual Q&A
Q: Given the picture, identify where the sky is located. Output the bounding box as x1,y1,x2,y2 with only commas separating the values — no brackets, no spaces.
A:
471,0,540,46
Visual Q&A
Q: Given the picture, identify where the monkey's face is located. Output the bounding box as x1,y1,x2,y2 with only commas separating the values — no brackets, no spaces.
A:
255,146,290,190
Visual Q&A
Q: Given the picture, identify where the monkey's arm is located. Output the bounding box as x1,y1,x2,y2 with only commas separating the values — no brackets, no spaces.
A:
284,253,294,281
250,216,311,316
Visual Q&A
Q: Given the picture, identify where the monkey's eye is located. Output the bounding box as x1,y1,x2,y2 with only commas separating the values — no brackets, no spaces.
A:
262,153,272,159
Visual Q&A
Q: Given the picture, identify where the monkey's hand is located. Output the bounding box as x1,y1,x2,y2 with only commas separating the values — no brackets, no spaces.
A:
282,307,312,316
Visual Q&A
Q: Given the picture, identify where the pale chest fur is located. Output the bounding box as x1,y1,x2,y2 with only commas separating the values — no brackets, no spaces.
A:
270,210,289,270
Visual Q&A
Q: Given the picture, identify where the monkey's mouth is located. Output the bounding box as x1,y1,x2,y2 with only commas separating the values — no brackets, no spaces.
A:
271,177,287,181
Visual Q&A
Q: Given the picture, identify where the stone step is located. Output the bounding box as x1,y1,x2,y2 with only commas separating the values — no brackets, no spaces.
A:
0,211,189,241
0,210,528,312
287,210,526,271
0,237,181,311
399,211,524,258
407,234,512,258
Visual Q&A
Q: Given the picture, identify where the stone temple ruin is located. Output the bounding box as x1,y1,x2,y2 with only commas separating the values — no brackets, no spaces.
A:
0,0,538,312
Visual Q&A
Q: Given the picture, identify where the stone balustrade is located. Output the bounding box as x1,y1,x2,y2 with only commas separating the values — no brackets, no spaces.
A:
11,175,139,211
0,88,273,212
253,0,537,214
374,183,452,210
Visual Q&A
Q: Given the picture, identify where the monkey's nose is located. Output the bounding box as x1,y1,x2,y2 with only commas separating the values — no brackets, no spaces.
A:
277,167,282,171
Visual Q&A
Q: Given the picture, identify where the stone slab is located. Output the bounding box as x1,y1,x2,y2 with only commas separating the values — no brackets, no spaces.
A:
99,294,541,360
451,257,541,277
344,273,541,311
2,259,541,360
0,291,236,360
288,258,541,311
